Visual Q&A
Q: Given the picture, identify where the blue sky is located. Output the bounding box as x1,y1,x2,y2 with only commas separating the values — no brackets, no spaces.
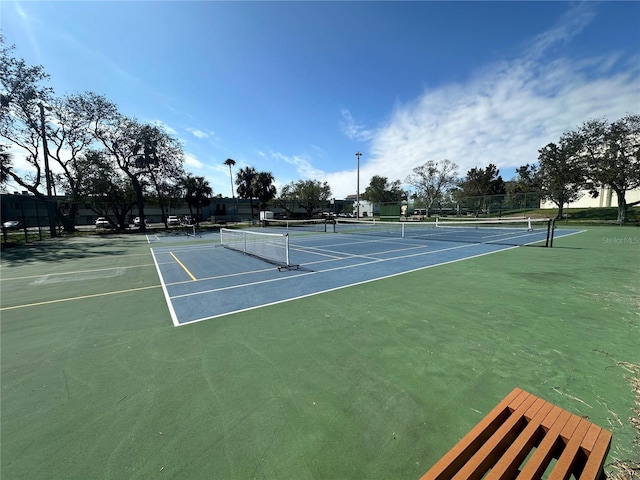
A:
2,1,639,199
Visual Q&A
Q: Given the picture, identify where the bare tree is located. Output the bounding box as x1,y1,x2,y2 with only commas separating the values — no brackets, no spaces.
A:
0,145,12,187
134,125,185,228
72,150,137,229
405,159,458,217
0,36,58,234
86,101,184,231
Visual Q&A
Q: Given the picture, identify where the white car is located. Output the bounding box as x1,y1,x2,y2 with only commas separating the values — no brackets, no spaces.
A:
133,217,147,227
95,217,111,228
167,215,180,225
2,220,22,230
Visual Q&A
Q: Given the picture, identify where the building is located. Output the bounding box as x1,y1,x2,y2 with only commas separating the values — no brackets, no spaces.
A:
540,185,640,209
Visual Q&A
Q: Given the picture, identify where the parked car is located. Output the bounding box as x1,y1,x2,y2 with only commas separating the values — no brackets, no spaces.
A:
167,215,180,225
95,217,111,228
181,215,193,225
133,216,147,227
2,220,22,230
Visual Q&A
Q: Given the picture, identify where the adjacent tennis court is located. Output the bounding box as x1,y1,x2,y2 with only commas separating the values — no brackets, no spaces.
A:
152,219,581,326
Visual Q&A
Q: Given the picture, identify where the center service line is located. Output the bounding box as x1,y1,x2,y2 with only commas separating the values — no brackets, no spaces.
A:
170,251,197,281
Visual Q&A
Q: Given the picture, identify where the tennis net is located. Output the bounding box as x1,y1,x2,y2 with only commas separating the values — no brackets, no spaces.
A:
334,217,554,246
220,228,294,269
262,218,329,233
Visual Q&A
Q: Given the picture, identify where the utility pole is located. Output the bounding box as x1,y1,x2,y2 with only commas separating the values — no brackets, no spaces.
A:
39,103,56,237
355,151,362,219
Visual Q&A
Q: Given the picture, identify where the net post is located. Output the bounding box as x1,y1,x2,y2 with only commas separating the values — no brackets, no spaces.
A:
285,233,290,267
435,217,440,228
527,217,532,231
549,219,556,248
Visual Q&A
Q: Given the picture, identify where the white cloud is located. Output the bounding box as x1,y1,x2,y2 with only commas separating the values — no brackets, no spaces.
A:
324,5,639,199
256,150,327,186
340,108,376,142
187,128,211,139
183,152,204,169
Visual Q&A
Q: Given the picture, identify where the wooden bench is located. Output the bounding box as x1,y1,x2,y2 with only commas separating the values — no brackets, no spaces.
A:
420,387,612,480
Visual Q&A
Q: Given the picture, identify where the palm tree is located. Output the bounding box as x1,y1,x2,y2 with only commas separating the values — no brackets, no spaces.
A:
235,166,257,221
224,158,236,198
181,174,213,226
252,172,277,213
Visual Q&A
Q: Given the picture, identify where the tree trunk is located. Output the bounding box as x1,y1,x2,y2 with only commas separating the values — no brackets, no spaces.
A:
614,188,627,224
116,213,127,230
131,176,146,231
555,192,565,220
57,203,78,233
148,168,168,228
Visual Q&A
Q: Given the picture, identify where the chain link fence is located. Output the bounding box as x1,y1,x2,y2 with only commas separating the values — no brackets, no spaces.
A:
374,192,543,220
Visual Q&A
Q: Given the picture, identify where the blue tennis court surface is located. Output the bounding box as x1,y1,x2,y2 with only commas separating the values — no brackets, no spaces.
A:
151,226,582,326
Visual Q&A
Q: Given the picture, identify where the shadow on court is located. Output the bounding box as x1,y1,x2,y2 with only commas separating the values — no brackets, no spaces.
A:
0,235,144,265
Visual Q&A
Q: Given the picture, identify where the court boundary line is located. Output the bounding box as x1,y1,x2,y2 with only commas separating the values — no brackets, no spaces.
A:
176,244,518,326
0,284,161,311
157,229,585,326
169,241,474,300
151,248,181,326
0,263,157,282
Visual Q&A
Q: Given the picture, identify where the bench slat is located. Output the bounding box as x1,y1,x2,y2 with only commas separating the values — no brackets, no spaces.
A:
421,388,612,480
484,400,556,480
580,428,612,480
420,388,527,480
516,409,580,479
548,419,593,480
451,394,539,480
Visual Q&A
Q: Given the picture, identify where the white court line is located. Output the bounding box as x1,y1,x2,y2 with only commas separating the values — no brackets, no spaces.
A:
170,241,478,300
152,243,219,254
0,284,161,311
163,246,417,288
163,229,586,326
164,266,276,287
291,241,430,260
177,245,518,326
0,263,157,282
151,248,180,326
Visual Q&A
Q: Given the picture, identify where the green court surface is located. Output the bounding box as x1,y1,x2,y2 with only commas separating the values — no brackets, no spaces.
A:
1,226,638,479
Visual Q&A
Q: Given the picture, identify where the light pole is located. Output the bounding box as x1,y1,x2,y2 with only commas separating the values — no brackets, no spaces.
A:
355,151,362,219
39,103,56,237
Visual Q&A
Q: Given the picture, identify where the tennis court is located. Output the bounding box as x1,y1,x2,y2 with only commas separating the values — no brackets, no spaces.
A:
152,219,580,326
1,224,638,479
152,221,579,326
